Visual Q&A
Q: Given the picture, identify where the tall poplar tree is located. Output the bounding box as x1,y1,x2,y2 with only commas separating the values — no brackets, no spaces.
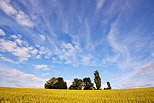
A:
94,70,101,90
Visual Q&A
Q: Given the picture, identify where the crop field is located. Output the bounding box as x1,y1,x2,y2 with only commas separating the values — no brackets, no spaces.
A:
0,87,154,103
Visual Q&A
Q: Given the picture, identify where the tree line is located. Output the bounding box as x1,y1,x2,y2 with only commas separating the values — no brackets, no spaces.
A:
44,70,111,90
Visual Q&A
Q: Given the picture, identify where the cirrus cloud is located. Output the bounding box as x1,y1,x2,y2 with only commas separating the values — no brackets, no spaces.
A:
0,0,33,27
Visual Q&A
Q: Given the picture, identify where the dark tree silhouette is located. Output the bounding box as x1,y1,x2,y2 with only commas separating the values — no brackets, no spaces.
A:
83,77,94,90
69,78,82,90
94,70,101,90
107,82,111,89
44,77,67,89
104,82,112,90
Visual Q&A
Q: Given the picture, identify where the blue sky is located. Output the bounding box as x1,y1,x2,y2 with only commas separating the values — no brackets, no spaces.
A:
0,0,154,89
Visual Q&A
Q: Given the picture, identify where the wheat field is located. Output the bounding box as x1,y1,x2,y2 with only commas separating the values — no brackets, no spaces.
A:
0,87,154,103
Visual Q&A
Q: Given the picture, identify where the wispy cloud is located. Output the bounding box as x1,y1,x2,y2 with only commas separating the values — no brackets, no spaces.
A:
0,28,5,36
0,54,18,64
135,61,154,75
106,22,134,70
107,23,126,53
39,34,46,41
115,61,154,89
152,52,154,57
0,0,33,27
0,67,46,88
33,64,49,71
41,73,50,76
96,0,105,13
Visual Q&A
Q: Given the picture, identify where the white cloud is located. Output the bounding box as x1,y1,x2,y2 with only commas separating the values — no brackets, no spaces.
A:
49,41,100,66
54,42,80,64
0,38,30,61
10,34,18,39
36,55,41,59
81,55,93,66
10,34,28,46
39,34,46,41
0,0,17,15
38,46,52,58
15,10,33,27
135,61,154,75
96,0,105,12
122,79,154,89
34,64,48,68
41,73,50,76
0,28,5,36
116,61,154,89
33,64,49,71
0,0,33,27
0,54,18,64
0,35,39,62
102,54,120,64
0,67,47,88
107,23,126,53
106,22,139,70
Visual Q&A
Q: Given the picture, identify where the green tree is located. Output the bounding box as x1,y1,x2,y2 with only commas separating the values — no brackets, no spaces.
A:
44,77,58,89
44,77,67,89
69,78,82,90
83,77,94,90
94,70,101,90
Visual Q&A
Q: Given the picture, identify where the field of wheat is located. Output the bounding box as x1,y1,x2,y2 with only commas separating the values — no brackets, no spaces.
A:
0,87,154,103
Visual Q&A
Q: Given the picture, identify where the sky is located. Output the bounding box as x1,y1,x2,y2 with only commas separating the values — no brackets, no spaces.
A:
0,0,154,89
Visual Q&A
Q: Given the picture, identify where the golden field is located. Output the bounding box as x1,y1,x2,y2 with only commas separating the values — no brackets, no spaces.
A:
0,87,154,103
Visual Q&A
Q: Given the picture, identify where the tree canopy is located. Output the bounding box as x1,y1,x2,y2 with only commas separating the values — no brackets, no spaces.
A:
83,77,95,90
44,77,67,89
69,78,82,90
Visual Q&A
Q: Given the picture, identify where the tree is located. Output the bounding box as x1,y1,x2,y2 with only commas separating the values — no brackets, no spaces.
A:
83,77,94,90
44,77,67,89
44,77,58,89
94,70,101,90
69,78,82,90
104,82,112,90
107,82,111,89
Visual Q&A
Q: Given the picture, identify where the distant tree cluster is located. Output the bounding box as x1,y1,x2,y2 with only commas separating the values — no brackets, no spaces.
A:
69,77,95,90
44,77,67,89
44,70,112,90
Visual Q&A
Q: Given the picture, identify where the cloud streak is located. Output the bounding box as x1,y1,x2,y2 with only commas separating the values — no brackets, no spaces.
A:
33,64,49,71
96,0,105,13
0,67,46,88
0,0,33,27
115,61,154,89
0,54,18,64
